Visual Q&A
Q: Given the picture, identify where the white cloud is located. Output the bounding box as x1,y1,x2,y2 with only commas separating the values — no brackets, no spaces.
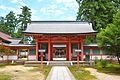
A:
55,0,75,3
54,0,78,12
66,16,76,20
37,0,43,2
31,15,40,21
40,5,64,16
0,5,7,10
0,5,21,16
9,0,27,6
10,0,18,3
31,8,36,15
31,8,40,21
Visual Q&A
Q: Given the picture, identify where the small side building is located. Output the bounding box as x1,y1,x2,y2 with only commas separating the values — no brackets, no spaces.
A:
0,31,35,61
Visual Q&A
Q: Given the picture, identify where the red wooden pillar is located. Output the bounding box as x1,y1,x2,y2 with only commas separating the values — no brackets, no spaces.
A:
68,37,71,61
16,49,19,60
27,49,30,61
100,48,103,60
81,41,84,61
66,43,69,60
90,47,92,61
40,52,44,67
36,40,38,61
48,36,51,61
77,53,80,68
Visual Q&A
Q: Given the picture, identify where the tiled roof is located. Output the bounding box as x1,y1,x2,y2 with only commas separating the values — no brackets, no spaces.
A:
24,21,96,34
0,31,21,44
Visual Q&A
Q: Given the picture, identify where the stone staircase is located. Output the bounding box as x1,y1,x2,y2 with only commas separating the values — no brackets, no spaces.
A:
48,61,72,66
24,61,48,67
24,61,72,66
16,60,25,65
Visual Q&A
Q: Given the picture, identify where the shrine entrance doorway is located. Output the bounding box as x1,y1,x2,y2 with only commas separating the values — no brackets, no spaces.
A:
52,44,67,60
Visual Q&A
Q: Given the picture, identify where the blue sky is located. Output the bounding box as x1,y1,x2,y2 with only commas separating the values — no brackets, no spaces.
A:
0,0,79,21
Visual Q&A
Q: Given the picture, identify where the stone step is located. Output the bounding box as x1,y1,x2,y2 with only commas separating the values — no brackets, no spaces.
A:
16,60,25,65
24,61,72,66
49,61,71,66
24,61,48,67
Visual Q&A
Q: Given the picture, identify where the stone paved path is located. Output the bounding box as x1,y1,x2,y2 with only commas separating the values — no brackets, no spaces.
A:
46,66,76,80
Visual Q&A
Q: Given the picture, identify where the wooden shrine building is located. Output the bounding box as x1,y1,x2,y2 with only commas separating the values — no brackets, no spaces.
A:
24,21,96,61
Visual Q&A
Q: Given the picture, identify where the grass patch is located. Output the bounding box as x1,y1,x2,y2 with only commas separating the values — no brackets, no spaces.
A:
30,66,52,79
69,66,96,80
0,73,11,80
94,63,120,75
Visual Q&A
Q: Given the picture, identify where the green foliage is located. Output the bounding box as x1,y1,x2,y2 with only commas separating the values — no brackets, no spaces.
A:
100,60,108,68
0,17,9,34
0,74,11,80
94,59,101,65
97,10,120,64
76,0,120,31
18,6,31,31
94,60,109,68
84,36,96,44
0,45,15,55
5,11,17,35
69,66,96,80
94,63,120,75
0,6,31,43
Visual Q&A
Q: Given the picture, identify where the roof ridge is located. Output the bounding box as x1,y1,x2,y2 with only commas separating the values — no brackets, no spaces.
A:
31,21,88,23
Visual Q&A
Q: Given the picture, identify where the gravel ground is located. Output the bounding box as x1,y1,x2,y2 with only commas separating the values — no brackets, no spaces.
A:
0,65,45,80
85,68,120,80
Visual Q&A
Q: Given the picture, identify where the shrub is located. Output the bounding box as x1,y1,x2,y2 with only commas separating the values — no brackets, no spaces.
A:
101,60,108,68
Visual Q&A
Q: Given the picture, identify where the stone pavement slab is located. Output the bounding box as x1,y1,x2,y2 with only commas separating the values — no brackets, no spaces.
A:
46,66,76,80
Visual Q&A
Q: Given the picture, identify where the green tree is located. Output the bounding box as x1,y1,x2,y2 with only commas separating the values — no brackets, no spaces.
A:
17,6,32,44
5,11,17,35
76,0,120,31
0,16,8,33
97,10,120,64
18,6,31,31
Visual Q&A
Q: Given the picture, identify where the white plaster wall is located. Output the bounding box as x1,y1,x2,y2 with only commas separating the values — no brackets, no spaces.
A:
92,55,101,60
8,56,17,60
3,56,7,60
0,57,3,60
1,55,17,60
28,55,36,60
102,55,109,59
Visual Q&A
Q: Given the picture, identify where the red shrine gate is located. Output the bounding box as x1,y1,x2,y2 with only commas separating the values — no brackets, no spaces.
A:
24,21,96,61
26,34,95,61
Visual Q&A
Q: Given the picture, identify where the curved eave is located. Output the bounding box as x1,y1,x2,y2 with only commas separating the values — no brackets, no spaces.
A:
23,31,97,35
